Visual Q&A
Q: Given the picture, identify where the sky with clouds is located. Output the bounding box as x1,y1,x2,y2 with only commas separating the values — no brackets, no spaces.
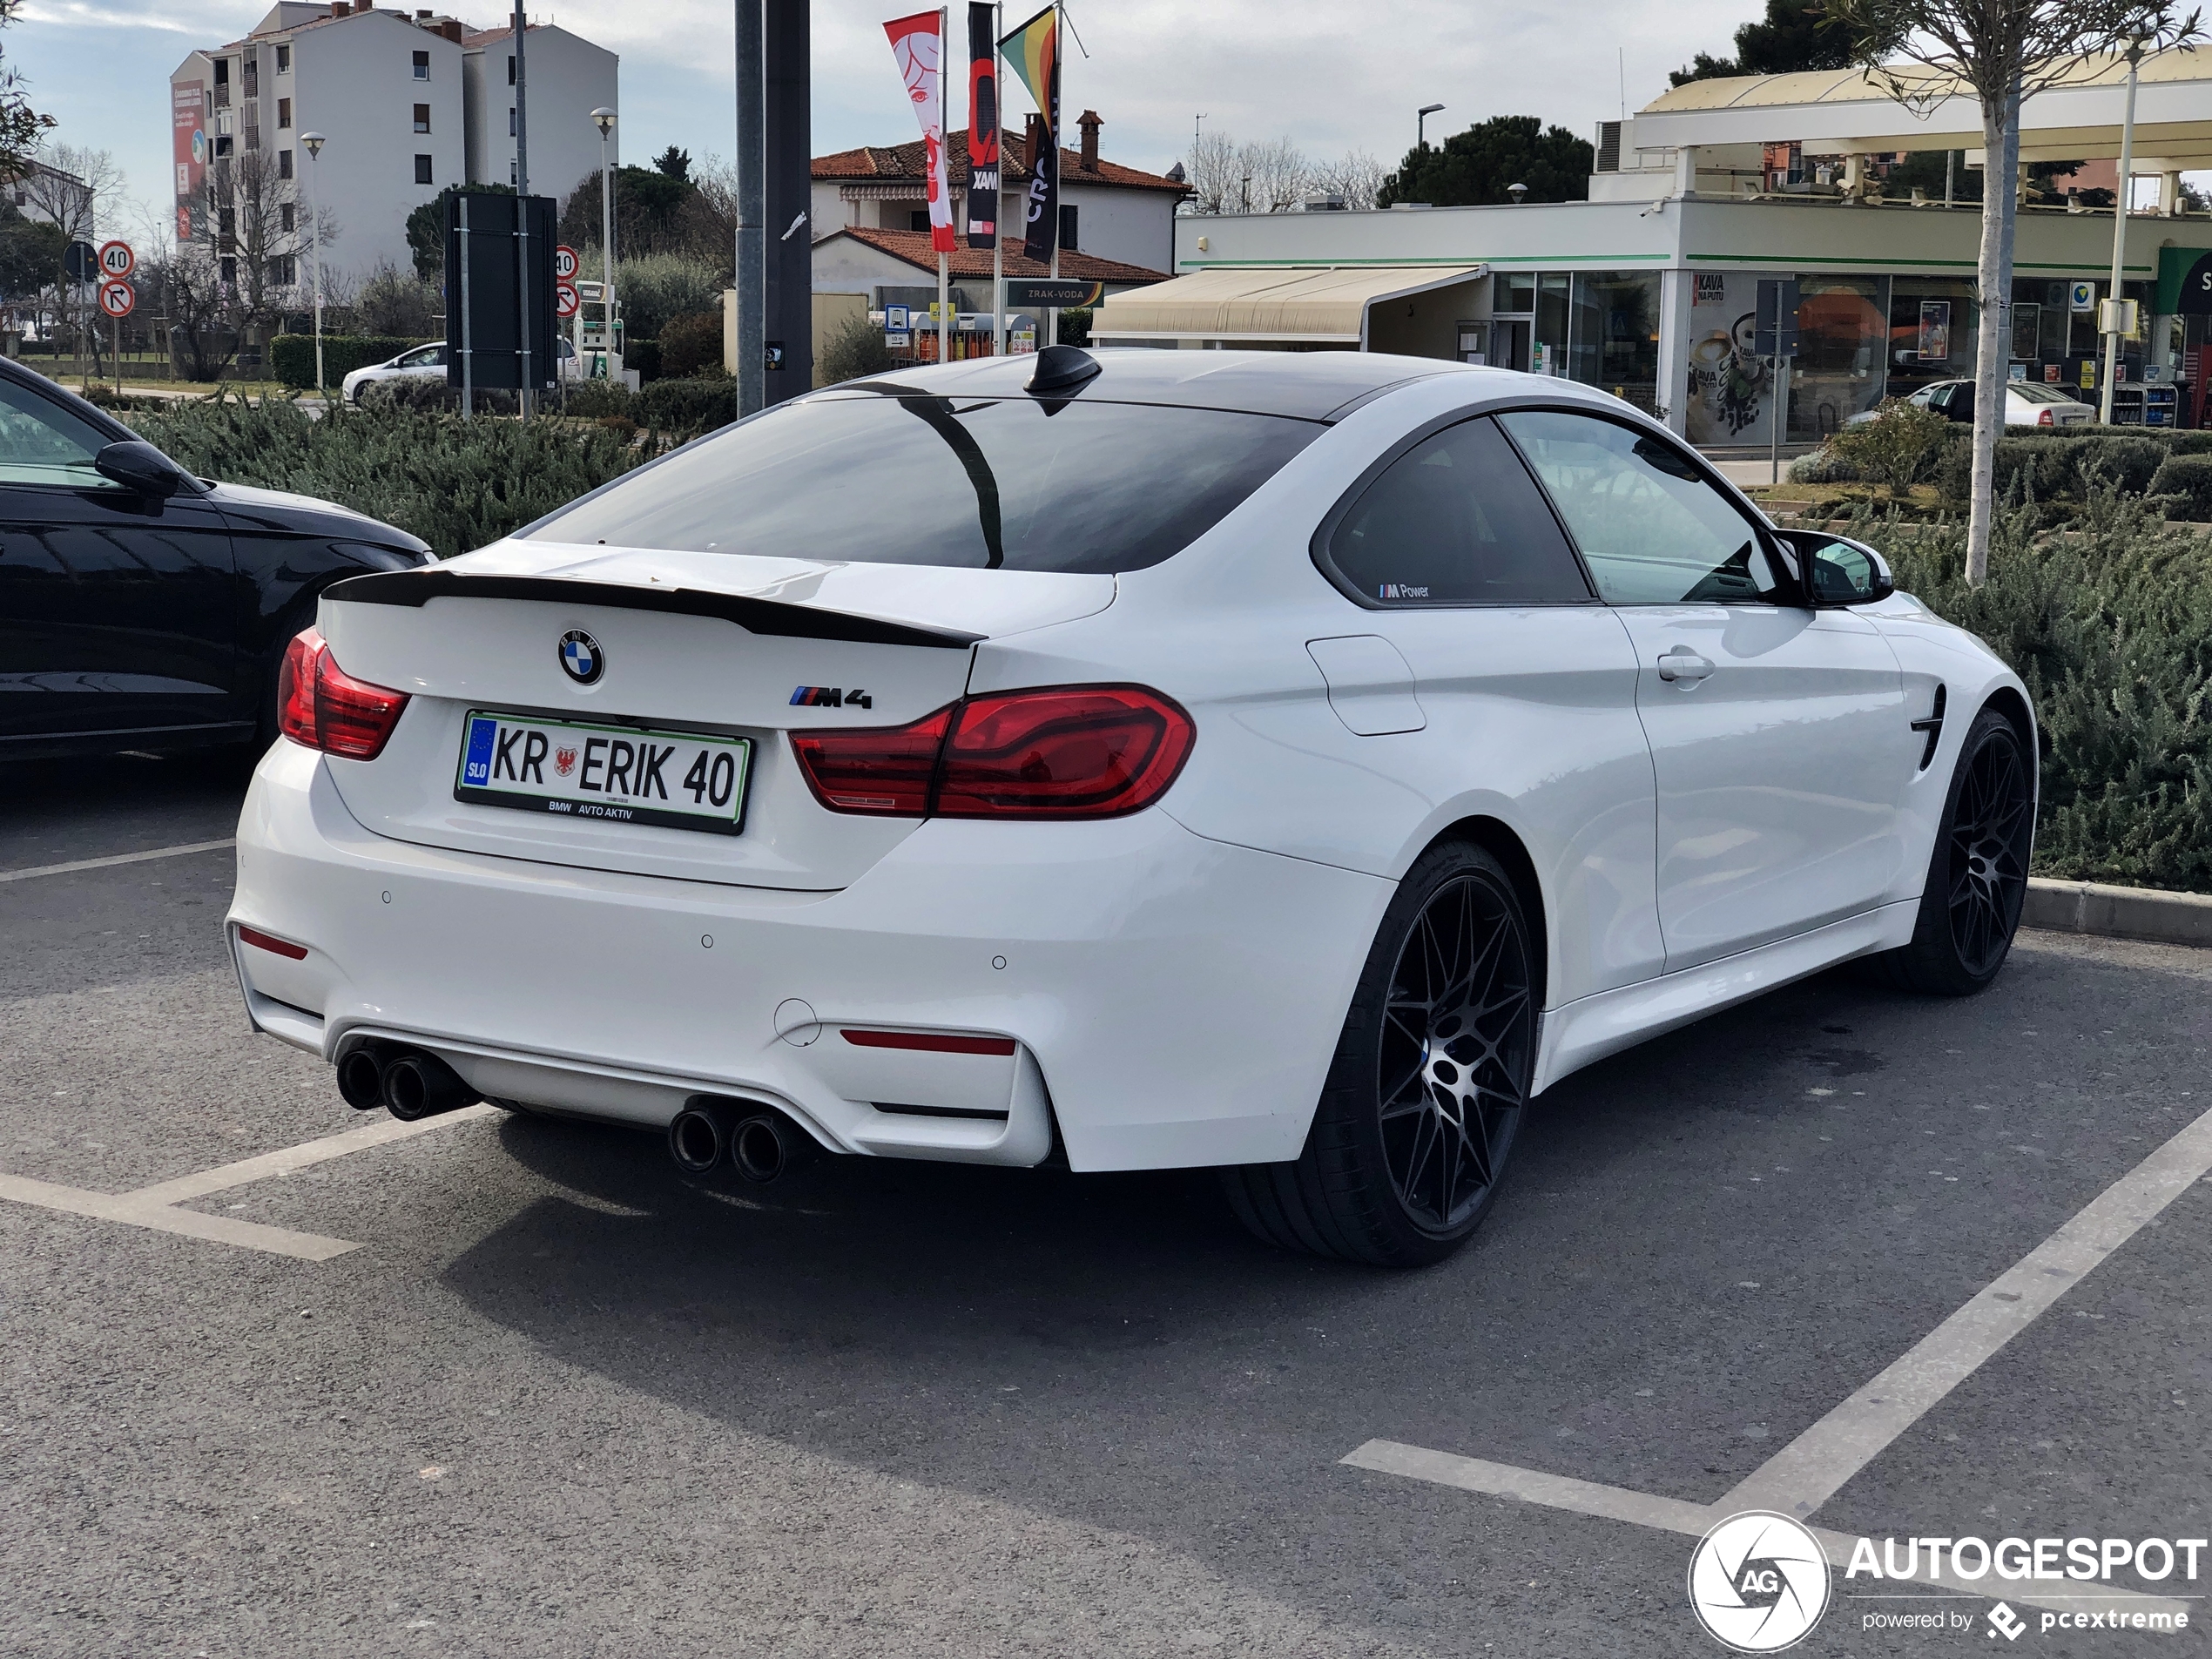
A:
10,0,1778,242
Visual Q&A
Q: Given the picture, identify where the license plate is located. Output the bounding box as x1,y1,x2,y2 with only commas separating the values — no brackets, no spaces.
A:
454,710,751,835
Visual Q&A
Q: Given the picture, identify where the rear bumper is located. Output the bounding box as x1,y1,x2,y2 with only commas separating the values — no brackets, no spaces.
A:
227,740,1391,1171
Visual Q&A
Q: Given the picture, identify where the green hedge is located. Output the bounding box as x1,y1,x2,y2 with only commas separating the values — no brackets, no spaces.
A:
269,334,436,390
2148,454,2212,522
1866,501,2212,894
118,395,644,557
1937,431,2175,506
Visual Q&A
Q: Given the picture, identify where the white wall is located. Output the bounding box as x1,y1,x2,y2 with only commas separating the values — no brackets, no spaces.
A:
463,25,618,205
286,13,466,280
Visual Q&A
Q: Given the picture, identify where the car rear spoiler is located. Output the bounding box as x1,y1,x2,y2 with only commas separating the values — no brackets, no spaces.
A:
320,569,983,651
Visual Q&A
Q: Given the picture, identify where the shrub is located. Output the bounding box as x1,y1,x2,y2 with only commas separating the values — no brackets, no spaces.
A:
355,377,517,416
610,253,726,341
1057,307,1092,349
118,395,647,557
635,376,737,441
2071,435,2166,496
1936,435,2072,508
1872,502,2212,894
1828,399,1952,496
2148,454,2212,522
819,313,896,385
558,379,635,420
1787,446,1862,484
269,334,435,390
624,338,662,382
660,310,726,379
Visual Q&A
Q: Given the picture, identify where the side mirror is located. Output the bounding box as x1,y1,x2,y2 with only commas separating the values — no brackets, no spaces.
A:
93,439,198,499
1774,528,1894,607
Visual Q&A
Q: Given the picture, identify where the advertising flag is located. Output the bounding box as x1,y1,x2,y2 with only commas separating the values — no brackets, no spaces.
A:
997,4,1058,265
966,3,999,249
883,10,956,253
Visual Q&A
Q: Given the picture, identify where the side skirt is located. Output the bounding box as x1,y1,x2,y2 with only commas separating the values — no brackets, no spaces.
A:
1532,900,1919,1096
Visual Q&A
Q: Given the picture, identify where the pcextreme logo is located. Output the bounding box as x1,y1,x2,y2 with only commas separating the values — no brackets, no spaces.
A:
1689,1512,1832,1652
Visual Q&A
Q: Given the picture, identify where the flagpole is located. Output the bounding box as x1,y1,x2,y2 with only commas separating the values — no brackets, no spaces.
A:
993,0,1003,354
1047,2,1062,347
939,6,952,366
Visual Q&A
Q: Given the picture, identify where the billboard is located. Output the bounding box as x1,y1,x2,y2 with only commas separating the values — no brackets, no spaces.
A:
172,79,206,239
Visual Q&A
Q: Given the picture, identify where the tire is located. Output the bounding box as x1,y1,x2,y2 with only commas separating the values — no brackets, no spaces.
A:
1879,704,2034,996
1222,840,1538,1267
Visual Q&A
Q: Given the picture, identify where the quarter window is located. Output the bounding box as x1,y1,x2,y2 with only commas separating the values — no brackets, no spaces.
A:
1498,409,1785,604
1324,416,1590,605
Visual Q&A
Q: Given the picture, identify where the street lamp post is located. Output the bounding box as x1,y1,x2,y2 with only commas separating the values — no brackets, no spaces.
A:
591,107,617,384
1418,103,1445,150
301,132,327,400
2099,37,2145,426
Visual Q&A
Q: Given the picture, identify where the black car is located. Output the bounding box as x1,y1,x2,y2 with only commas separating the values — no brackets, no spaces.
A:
0,357,431,762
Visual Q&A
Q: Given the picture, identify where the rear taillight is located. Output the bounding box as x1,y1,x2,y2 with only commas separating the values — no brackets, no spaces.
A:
789,685,1194,821
2038,408,2054,426
277,626,409,760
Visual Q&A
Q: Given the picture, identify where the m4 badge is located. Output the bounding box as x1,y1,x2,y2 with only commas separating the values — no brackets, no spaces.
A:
789,686,873,710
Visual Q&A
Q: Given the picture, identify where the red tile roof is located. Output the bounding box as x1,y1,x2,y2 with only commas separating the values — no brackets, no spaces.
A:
813,129,1189,195
820,226,1169,284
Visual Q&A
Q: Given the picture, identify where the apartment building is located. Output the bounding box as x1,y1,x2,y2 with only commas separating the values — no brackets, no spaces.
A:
169,3,616,287
462,24,617,204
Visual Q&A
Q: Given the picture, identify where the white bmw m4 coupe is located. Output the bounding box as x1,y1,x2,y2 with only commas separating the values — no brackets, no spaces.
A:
228,347,2035,1265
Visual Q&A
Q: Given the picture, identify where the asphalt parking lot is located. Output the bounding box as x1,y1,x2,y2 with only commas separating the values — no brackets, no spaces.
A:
2,749,2206,1658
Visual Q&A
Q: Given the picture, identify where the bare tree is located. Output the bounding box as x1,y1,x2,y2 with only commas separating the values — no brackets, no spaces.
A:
1826,0,2202,583
1305,150,1389,210
19,145,121,378
1184,131,1313,214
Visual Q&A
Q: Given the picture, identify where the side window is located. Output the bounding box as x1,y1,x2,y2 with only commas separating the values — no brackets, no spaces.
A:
1324,415,1591,606
0,380,121,489
1496,409,1785,604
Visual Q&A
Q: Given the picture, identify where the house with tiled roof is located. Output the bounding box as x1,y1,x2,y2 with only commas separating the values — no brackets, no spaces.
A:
812,112,1188,280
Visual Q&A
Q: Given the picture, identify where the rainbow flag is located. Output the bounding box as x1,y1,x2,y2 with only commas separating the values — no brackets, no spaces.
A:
997,5,1059,264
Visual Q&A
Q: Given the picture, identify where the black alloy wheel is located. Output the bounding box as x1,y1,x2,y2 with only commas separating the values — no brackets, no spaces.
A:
1377,871,1531,1231
1884,705,2035,995
1223,841,1538,1266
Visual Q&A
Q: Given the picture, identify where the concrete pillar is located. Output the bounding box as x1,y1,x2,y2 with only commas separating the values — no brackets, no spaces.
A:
1674,146,1700,198
2162,171,2183,215
1657,266,1693,436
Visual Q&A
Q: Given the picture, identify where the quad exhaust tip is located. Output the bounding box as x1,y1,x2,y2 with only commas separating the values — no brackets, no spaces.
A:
668,1098,814,1184
335,1042,480,1122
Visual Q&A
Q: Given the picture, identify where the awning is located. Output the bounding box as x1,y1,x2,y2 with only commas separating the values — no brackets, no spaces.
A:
1091,265,1485,347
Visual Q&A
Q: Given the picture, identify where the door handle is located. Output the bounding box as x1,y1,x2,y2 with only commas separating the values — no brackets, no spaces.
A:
1656,650,1715,683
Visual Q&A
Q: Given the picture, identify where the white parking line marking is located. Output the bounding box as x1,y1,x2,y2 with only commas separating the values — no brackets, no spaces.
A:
1344,1101,2212,1626
0,1104,496,1260
127,1104,497,1207
1721,1101,2212,1519
1341,1440,2193,1623
0,838,236,884
0,1171,359,1261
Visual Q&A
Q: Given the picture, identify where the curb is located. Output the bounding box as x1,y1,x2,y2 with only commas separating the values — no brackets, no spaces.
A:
2022,878,2212,950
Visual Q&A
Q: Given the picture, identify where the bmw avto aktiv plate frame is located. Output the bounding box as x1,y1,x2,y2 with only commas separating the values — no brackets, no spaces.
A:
454,709,751,835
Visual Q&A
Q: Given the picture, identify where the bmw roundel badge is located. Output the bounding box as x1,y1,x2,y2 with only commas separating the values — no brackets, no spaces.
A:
558,629,604,685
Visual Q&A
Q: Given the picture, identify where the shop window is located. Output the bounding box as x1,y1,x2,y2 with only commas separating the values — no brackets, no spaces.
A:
1567,271,1660,412
1492,272,1534,314
1885,278,1976,400
1789,275,1888,443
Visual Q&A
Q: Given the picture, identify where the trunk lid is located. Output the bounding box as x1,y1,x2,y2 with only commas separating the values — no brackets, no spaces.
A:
314,542,1115,889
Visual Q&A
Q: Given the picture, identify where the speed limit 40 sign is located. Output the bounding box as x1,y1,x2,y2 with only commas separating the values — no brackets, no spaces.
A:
98,279,135,319
98,239,135,280
554,244,579,282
